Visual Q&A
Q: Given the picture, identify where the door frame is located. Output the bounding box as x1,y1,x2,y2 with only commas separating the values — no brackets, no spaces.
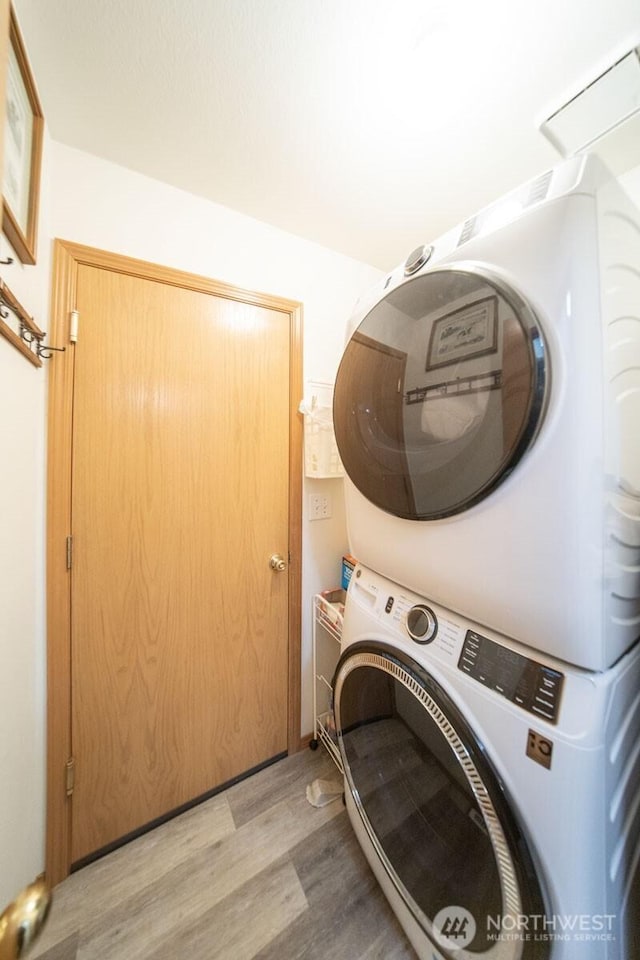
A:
46,239,303,886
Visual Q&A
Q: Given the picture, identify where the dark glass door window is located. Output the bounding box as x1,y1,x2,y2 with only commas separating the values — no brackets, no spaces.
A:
333,267,548,519
334,644,548,958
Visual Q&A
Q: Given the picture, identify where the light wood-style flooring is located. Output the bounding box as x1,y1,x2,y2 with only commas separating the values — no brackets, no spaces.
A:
32,747,416,960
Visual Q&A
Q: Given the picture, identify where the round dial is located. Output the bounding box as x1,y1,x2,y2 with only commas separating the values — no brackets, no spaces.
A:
404,244,433,275
406,604,438,644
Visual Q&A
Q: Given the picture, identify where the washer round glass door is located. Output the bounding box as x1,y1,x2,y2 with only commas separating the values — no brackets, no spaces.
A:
334,643,548,959
333,266,548,519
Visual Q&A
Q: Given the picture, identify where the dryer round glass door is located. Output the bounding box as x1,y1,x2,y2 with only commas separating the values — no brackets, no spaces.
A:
333,266,548,519
333,642,548,959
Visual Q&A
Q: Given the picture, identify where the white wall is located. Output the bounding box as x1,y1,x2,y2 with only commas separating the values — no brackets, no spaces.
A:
0,132,51,907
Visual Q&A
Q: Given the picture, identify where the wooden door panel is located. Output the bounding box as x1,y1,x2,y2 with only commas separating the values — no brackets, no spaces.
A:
70,266,290,862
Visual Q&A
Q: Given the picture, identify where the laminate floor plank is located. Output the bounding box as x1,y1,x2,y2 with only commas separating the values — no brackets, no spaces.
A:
225,746,338,828
32,933,79,960
33,749,416,960
253,811,413,960
73,797,341,960
32,792,235,956
146,858,307,960
357,928,418,960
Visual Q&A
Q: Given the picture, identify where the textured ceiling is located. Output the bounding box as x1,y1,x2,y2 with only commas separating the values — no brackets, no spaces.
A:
12,0,640,269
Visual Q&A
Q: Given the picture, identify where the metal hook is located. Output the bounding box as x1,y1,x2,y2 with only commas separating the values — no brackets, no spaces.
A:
36,342,66,360
20,322,37,343
0,256,14,266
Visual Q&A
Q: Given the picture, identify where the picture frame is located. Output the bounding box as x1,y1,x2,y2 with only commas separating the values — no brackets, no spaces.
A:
426,296,498,370
2,5,43,265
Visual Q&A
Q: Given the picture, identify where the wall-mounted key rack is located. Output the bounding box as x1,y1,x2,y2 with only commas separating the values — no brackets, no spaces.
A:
0,279,64,367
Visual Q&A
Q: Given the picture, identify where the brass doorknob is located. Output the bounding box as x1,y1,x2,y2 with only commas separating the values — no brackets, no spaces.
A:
0,878,51,960
269,554,287,572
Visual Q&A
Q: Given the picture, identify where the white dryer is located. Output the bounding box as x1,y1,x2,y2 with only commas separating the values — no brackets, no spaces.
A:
334,563,640,960
333,154,640,672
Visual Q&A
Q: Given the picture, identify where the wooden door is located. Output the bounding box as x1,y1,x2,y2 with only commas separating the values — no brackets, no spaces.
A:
46,243,303,876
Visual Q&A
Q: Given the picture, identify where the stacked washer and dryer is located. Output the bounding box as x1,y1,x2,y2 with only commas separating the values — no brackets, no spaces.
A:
331,154,640,960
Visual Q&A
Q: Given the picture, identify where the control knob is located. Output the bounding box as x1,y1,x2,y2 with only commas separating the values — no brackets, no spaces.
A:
404,244,433,276
406,604,438,644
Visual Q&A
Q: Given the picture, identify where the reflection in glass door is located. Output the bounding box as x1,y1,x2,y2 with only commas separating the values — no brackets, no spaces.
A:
334,643,549,959
334,267,548,520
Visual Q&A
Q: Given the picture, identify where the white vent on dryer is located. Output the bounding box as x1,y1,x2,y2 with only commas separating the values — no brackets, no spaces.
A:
526,171,553,207
457,217,477,247
457,169,554,250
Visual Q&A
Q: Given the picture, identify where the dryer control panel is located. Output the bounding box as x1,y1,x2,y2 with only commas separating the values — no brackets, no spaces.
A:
458,630,564,724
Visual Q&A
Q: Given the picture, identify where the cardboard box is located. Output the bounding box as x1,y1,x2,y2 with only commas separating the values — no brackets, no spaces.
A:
319,588,346,628
341,554,357,591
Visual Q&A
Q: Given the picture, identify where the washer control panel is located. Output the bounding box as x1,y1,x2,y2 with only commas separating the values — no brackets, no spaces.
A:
406,604,438,644
458,630,564,724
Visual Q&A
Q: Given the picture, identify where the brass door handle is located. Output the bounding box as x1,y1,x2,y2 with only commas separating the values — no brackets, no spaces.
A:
0,879,51,960
269,554,287,572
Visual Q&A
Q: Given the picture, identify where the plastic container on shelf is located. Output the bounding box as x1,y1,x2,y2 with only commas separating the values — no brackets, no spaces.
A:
299,382,345,479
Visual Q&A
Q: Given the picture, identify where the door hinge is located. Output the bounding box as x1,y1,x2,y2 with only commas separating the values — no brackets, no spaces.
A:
66,536,73,570
69,309,79,343
65,757,75,797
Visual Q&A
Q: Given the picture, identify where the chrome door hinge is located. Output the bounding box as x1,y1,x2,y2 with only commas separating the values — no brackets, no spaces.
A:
66,536,73,570
69,309,79,343
65,757,75,797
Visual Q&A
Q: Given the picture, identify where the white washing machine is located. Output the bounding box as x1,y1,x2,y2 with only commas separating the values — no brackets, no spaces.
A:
333,154,640,672
333,563,640,960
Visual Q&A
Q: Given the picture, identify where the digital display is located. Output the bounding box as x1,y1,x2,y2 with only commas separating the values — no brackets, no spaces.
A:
458,630,563,724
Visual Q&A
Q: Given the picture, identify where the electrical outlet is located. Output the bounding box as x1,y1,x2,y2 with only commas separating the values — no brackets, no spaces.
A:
309,493,332,520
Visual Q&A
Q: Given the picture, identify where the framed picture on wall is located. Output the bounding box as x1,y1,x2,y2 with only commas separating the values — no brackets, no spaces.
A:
2,5,43,265
426,296,498,370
